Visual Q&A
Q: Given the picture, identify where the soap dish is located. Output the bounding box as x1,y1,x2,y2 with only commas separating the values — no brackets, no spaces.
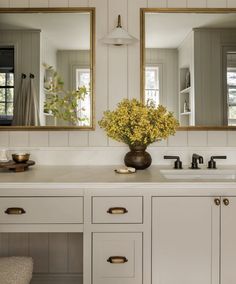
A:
114,167,136,174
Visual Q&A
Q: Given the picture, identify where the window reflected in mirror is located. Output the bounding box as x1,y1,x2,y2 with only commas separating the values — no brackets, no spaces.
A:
0,9,94,129
0,47,14,126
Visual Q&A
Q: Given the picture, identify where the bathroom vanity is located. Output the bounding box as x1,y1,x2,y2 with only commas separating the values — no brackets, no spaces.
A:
0,165,236,284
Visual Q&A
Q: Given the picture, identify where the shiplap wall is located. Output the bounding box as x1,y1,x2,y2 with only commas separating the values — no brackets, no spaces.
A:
194,28,236,125
0,233,83,284
1,0,236,161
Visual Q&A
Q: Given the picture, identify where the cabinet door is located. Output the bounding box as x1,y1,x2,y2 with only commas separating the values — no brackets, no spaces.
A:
152,197,219,284
93,233,142,284
221,197,236,284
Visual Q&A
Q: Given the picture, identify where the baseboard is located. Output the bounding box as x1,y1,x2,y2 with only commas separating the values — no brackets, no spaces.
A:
31,273,83,284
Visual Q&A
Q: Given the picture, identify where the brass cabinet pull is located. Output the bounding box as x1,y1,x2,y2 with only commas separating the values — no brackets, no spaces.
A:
107,207,128,214
223,199,230,206
107,256,128,264
5,207,26,215
214,198,221,206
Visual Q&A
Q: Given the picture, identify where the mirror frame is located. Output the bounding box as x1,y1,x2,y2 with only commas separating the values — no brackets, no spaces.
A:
0,7,95,131
140,8,236,131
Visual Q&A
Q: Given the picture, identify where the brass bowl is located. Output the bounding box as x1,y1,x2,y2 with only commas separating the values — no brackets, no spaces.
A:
12,153,30,163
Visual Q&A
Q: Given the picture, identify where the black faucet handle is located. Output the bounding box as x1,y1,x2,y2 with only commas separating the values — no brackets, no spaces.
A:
164,156,182,169
208,156,227,169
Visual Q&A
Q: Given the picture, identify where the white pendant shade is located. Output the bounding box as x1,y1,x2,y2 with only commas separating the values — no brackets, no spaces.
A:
101,15,138,46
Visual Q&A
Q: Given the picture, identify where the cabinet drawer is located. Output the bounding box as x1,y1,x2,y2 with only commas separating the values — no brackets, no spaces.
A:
0,197,83,224
93,233,142,284
92,197,143,224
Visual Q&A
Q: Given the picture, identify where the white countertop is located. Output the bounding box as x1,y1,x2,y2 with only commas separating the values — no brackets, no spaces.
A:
0,165,236,184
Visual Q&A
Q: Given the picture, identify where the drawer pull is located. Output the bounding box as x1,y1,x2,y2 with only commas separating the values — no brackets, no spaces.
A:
107,256,128,264
5,207,26,215
107,207,128,214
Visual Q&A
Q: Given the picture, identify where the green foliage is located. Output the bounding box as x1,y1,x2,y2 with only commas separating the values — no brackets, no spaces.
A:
43,64,88,124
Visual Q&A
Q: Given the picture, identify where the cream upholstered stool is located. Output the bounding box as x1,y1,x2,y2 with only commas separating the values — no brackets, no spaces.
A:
0,257,33,284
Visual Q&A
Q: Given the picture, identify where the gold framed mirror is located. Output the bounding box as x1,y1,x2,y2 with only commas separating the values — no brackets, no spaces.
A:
0,7,95,130
141,8,236,130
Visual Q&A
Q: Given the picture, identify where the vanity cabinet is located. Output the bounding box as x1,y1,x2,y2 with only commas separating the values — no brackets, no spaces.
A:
221,197,236,284
152,197,220,284
152,196,236,284
93,233,142,284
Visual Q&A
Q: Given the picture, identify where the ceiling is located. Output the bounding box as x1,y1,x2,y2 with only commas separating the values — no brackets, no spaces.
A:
0,13,90,50
146,13,236,48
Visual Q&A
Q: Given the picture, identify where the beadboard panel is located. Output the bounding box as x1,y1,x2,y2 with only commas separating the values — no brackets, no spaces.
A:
2,0,236,156
0,233,83,275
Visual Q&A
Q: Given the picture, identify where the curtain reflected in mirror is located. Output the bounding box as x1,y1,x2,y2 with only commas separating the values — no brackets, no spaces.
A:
0,9,94,129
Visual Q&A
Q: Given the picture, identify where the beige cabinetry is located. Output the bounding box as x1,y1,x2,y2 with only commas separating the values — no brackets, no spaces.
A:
221,197,236,284
0,197,83,224
93,233,142,284
152,196,236,284
91,196,143,284
92,196,143,224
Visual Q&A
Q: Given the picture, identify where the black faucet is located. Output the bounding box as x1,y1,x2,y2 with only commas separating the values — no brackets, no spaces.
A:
191,153,204,169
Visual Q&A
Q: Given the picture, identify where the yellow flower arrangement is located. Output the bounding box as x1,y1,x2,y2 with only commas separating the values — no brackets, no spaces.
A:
99,99,179,146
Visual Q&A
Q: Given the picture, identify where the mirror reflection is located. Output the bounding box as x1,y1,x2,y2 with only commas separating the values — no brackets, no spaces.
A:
143,12,236,127
0,11,94,128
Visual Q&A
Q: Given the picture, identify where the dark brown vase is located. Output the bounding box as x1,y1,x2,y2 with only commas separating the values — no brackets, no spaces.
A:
124,145,152,170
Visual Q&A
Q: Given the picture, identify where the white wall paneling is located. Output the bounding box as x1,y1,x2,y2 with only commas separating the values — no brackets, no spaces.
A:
29,0,49,7
167,0,187,8
2,0,236,162
228,0,236,7
48,0,69,7
128,0,147,101
187,0,207,7
9,0,29,8
88,0,109,146
69,0,89,7
147,0,167,8
0,233,83,283
207,0,227,8
0,0,9,7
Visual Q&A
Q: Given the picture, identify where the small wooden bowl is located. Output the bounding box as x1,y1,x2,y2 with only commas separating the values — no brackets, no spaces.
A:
12,153,30,163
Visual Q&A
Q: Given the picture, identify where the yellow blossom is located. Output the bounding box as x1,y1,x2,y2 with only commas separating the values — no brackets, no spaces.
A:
98,99,179,146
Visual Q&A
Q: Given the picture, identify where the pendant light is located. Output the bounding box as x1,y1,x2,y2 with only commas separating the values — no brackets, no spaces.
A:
101,15,138,46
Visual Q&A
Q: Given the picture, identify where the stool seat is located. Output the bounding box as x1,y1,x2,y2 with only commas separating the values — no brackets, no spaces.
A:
0,257,33,284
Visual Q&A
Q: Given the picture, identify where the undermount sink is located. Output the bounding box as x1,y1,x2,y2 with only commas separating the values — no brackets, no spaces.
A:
160,169,236,180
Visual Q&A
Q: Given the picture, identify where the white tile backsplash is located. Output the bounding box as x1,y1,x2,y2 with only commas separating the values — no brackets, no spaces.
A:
168,131,188,147
0,132,9,147
29,131,49,147
68,132,88,147
49,132,69,147
228,131,236,147
9,131,29,147
207,131,228,147
188,131,207,147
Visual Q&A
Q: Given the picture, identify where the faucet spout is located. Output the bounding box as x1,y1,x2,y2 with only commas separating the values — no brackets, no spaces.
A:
191,153,204,169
